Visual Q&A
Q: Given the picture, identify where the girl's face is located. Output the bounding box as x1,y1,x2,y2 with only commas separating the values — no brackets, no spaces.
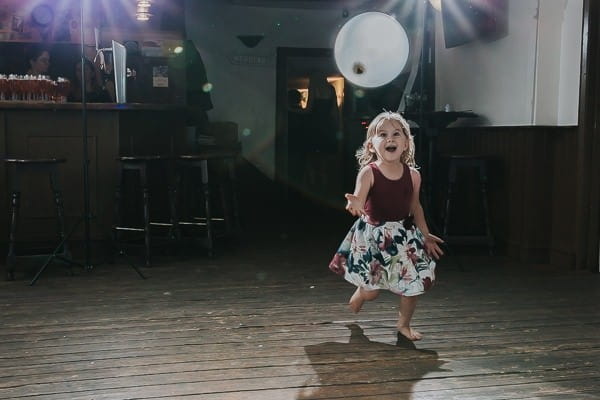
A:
368,119,409,163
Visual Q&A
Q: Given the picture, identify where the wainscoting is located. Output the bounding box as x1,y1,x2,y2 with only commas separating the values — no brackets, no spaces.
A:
436,125,578,267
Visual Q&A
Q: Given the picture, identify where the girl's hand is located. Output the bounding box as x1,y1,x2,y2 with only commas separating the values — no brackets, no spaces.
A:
424,233,444,259
344,193,365,217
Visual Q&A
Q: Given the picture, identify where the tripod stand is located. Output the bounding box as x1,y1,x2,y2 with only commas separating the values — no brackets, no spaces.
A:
30,0,145,285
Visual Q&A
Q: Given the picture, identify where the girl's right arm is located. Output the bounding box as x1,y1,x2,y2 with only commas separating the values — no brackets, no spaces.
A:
344,166,373,216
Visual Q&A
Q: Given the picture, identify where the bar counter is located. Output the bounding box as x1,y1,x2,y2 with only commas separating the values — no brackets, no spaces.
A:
0,101,185,111
0,101,186,244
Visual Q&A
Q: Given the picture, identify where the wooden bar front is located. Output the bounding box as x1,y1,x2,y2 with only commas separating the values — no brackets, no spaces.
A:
0,102,186,245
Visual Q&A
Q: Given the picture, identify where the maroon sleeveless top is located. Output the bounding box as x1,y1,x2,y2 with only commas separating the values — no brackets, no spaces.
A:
364,163,413,224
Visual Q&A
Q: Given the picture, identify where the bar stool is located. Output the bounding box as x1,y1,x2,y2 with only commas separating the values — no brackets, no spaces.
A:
442,155,495,255
174,148,241,256
4,158,71,281
113,155,176,267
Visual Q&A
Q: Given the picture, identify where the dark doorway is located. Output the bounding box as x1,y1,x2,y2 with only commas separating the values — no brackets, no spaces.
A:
275,47,346,209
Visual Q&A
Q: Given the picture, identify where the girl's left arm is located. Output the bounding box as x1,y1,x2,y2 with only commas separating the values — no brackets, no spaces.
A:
410,168,444,259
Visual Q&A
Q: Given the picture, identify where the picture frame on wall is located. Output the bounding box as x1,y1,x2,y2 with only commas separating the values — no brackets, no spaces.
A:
11,15,23,33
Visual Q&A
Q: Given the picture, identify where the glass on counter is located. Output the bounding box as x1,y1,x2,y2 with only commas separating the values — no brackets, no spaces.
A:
55,77,70,103
0,74,7,101
0,74,69,103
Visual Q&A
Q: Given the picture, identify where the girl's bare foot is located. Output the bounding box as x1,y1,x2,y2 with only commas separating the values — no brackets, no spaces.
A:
397,325,423,341
348,288,365,313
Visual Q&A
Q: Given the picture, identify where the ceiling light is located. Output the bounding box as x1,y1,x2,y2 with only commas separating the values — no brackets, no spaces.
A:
136,0,152,21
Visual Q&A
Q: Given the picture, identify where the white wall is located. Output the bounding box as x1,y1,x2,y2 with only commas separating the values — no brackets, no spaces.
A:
535,0,582,125
534,0,565,125
558,0,583,125
185,0,349,177
435,0,539,125
435,0,582,126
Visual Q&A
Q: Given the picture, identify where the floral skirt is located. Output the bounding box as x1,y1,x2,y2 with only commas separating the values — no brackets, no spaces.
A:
329,216,436,296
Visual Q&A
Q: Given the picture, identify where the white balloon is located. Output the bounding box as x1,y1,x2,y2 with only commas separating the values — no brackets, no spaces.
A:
334,12,410,88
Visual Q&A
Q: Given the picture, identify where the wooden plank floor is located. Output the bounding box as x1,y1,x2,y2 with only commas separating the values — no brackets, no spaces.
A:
1,220,599,400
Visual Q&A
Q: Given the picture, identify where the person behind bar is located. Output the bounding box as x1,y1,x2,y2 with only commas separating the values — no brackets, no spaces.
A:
287,89,310,186
184,39,213,140
69,58,113,103
328,111,444,341
25,45,51,76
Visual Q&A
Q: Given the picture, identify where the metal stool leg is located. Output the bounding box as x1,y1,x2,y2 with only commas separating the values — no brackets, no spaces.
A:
172,167,184,243
168,160,180,244
49,168,70,260
201,159,213,257
227,157,241,233
5,163,21,281
443,162,457,239
139,164,151,268
478,163,494,255
219,180,232,235
113,168,124,258
6,191,20,281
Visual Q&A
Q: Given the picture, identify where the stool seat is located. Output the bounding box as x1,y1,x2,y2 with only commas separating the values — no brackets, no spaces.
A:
177,149,240,161
4,158,66,164
118,155,171,163
444,155,482,160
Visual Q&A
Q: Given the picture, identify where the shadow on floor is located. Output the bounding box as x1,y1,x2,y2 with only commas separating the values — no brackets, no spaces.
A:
297,323,446,400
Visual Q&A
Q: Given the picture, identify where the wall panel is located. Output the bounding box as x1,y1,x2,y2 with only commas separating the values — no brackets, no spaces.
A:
437,125,577,265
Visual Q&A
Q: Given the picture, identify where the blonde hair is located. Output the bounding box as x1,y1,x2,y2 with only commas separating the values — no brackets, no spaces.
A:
356,111,417,169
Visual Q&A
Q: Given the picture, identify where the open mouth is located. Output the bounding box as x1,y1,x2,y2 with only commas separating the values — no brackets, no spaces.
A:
385,145,398,152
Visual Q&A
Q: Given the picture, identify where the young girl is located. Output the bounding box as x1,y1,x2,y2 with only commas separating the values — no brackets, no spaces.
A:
329,111,444,341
